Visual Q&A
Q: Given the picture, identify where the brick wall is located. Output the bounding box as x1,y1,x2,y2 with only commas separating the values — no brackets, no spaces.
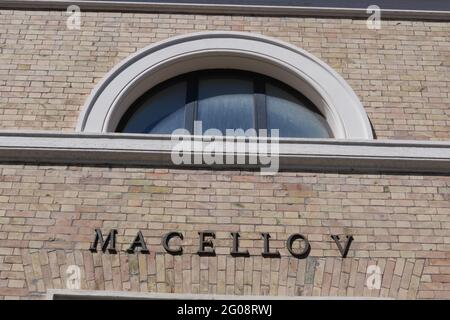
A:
0,165,449,299
0,9,449,300
0,10,449,140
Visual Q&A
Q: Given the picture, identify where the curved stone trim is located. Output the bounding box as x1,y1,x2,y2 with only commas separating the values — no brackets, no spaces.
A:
77,32,373,139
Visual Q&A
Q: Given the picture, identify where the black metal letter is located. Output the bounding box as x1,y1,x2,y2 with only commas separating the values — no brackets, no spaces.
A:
162,232,184,255
261,233,280,258
127,231,149,253
286,234,310,259
331,235,354,258
230,232,249,257
197,231,216,256
89,229,117,253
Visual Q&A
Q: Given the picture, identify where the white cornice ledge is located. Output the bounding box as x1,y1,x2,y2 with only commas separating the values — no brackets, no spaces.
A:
0,1,449,21
0,132,449,174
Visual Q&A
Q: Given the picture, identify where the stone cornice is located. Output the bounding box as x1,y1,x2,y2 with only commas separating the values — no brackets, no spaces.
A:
0,0,449,21
0,132,448,174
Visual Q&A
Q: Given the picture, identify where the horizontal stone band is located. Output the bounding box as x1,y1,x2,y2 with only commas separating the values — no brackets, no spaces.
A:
0,132,448,174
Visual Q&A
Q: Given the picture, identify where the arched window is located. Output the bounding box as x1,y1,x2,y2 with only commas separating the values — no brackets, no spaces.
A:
116,70,332,138
78,32,373,139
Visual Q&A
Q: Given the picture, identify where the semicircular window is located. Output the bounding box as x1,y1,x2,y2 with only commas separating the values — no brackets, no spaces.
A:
116,70,332,138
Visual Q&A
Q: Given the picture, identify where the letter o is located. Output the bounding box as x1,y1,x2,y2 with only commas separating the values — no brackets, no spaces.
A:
286,234,311,259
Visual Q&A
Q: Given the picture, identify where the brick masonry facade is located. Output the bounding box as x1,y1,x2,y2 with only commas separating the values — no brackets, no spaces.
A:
0,10,449,140
0,167,449,299
0,8,449,299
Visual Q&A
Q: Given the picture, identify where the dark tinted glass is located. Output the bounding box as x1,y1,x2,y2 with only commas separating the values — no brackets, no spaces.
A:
266,83,331,138
120,81,187,134
117,70,332,138
198,77,254,134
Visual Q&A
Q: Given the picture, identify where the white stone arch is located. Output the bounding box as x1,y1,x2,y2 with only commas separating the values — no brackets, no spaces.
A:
77,31,373,139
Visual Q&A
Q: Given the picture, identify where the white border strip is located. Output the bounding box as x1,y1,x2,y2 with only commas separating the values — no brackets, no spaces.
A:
46,289,392,300
0,0,449,21
0,132,449,174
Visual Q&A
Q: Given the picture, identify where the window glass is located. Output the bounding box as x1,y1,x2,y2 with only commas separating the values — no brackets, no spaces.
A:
197,77,254,135
266,83,331,138
120,81,187,134
117,70,332,139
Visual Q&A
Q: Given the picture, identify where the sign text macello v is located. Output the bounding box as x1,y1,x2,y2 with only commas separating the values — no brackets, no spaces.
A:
89,229,354,259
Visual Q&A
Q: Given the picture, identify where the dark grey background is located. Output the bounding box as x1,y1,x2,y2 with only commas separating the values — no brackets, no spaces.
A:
91,0,450,11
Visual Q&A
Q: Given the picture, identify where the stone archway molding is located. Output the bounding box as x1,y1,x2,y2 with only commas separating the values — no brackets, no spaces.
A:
77,31,373,139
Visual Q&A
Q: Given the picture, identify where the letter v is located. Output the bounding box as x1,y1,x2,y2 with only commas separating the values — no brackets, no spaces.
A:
331,235,354,258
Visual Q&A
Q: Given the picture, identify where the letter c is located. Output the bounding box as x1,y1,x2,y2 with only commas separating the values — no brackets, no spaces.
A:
162,232,184,255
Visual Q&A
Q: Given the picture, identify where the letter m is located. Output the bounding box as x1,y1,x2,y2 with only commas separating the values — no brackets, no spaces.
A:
89,229,117,253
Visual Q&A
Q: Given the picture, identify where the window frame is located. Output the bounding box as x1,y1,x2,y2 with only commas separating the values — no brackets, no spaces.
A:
115,69,333,138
